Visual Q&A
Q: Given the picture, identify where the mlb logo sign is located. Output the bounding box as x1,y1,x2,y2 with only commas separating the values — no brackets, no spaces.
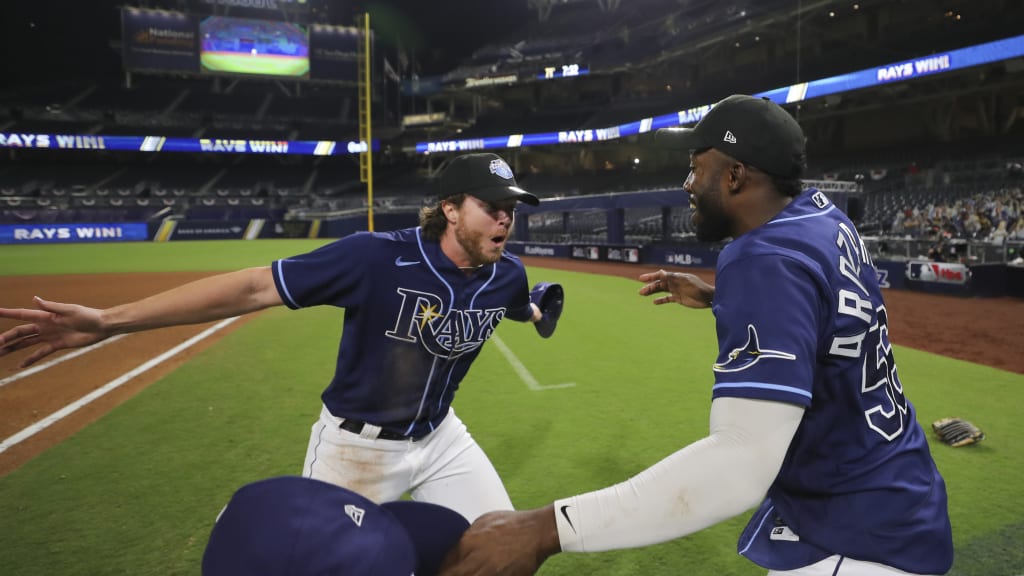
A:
811,191,830,209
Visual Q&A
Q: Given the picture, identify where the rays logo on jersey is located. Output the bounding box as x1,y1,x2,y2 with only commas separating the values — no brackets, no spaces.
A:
385,288,505,358
713,324,797,372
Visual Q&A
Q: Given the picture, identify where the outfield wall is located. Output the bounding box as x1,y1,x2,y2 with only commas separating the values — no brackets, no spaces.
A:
506,241,1024,299
2,217,1021,298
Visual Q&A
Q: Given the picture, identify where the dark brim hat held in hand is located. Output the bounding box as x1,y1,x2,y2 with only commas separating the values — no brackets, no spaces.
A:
202,476,470,576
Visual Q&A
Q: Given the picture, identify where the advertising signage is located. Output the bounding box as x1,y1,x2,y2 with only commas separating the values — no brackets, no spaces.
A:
122,9,199,73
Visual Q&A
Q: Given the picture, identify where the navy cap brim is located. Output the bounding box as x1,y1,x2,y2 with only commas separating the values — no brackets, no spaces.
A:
381,501,470,576
202,477,418,576
654,126,707,151
465,185,540,206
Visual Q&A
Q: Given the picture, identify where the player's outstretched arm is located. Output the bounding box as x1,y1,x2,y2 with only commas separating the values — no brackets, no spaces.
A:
440,398,803,575
638,269,714,308
0,266,282,367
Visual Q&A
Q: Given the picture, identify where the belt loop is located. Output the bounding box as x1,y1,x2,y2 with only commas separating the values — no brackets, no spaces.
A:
359,422,383,440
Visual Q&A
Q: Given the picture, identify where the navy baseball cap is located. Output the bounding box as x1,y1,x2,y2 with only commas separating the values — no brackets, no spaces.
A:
439,153,540,206
655,94,806,178
202,476,470,576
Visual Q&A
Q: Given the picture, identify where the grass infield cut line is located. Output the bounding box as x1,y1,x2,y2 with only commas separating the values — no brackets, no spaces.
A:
491,334,576,391
0,335,128,389
0,317,239,454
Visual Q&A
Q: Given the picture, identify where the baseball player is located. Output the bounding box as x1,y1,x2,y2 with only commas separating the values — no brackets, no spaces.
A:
440,96,953,576
0,152,564,524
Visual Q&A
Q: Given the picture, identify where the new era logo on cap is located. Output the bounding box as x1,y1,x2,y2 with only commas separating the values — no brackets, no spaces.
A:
345,504,365,526
202,476,469,576
653,94,807,178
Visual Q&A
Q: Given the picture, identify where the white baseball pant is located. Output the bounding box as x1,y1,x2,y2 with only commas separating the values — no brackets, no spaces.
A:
769,556,943,576
301,404,514,522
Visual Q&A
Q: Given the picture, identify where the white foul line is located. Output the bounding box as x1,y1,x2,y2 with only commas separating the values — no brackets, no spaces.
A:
0,334,128,389
0,317,239,455
491,334,575,391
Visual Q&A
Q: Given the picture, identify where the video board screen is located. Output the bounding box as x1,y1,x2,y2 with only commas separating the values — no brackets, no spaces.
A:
199,16,309,78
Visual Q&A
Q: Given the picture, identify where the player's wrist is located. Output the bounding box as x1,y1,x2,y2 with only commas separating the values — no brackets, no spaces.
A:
701,284,715,306
534,504,562,560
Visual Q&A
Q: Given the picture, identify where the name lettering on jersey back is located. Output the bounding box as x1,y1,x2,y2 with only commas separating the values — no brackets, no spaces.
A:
836,222,872,295
385,288,505,358
828,222,908,441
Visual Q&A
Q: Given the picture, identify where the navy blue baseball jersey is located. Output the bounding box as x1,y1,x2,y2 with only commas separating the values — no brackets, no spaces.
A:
270,227,533,438
710,190,953,572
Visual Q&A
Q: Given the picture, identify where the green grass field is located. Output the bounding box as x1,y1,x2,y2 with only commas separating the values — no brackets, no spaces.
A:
201,52,310,77
0,241,1021,575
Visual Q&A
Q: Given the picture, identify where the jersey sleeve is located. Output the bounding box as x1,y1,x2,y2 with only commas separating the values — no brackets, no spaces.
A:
710,254,825,407
502,256,535,322
271,234,372,309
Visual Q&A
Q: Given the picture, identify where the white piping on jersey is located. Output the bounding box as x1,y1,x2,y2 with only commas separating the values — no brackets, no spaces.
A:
450,246,500,412
469,264,498,309
407,227,467,435
737,504,776,555
713,381,812,399
416,227,456,304
768,204,836,224
436,359,460,414
406,357,440,436
275,259,300,308
408,229,504,434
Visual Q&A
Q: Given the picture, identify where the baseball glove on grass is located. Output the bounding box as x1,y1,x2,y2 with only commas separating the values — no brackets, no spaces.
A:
932,417,985,447
530,282,564,338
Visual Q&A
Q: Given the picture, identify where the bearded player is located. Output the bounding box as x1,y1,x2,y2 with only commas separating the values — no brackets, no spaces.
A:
440,97,952,576
0,153,564,523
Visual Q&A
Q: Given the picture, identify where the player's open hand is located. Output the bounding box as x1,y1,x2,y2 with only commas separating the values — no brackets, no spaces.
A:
638,269,715,308
0,297,108,367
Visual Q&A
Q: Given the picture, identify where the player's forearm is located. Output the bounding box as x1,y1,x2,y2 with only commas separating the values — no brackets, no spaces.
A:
554,398,802,552
101,267,281,333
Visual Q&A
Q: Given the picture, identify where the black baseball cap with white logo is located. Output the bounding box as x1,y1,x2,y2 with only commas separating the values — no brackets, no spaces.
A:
439,153,540,206
655,94,807,178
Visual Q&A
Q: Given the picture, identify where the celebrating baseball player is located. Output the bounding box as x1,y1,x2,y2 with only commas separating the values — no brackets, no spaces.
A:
439,96,952,575
0,152,564,523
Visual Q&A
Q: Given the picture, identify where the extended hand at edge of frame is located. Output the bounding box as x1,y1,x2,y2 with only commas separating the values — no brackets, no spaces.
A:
0,266,282,368
638,269,715,308
0,297,109,367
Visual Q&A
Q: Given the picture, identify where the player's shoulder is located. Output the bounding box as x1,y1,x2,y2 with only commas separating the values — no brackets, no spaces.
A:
339,227,418,246
500,250,524,265
499,250,527,271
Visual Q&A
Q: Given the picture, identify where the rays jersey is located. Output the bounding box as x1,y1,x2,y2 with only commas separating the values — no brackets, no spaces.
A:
711,190,953,572
271,227,533,439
